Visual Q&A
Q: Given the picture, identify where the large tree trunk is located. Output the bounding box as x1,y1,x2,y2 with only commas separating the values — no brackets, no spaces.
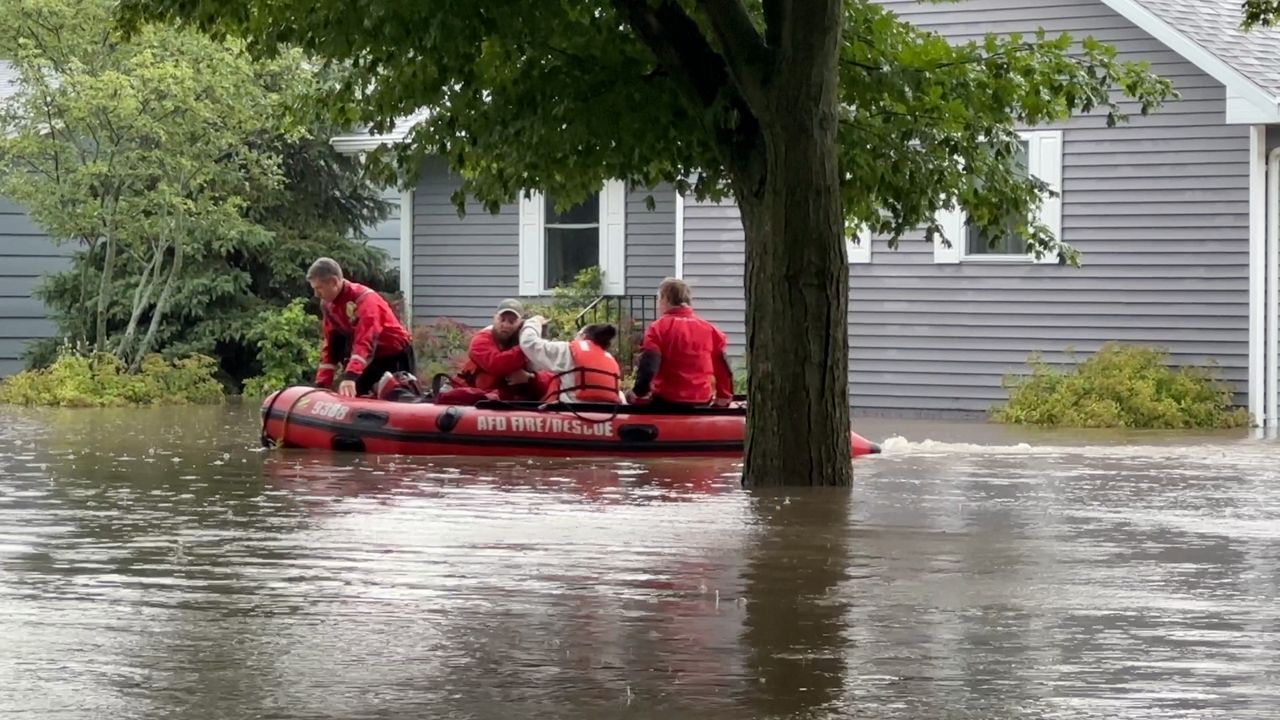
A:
738,0,850,487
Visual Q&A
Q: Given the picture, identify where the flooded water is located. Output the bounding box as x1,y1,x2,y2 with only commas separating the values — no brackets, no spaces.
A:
2,402,1279,719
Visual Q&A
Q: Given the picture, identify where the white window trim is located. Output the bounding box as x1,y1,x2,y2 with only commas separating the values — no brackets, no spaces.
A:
518,179,627,296
934,129,1063,265
846,220,872,265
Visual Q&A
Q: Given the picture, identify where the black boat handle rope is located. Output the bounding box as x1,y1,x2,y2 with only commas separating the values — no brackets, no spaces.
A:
262,387,327,449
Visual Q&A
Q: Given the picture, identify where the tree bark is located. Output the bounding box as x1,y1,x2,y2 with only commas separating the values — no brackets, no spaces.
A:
75,235,97,348
130,233,182,372
737,0,850,487
94,227,116,353
114,243,162,360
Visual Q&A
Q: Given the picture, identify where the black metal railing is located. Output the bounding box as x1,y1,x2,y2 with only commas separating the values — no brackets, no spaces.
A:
574,294,659,368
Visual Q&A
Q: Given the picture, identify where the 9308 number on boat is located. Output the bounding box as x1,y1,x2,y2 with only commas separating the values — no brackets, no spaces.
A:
309,400,350,420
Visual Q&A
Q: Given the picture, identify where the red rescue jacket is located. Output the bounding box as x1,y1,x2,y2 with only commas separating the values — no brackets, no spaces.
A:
636,305,733,404
545,339,622,403
315,281,412,387
457,328,531,400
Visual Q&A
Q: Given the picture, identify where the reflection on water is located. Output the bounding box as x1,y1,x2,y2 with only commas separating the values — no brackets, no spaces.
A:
2,403,1280,718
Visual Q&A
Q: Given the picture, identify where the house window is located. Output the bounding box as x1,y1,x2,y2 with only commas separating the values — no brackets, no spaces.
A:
964,139,1030,258
519,179,626,295
935,130,1062,265
544,193,600,289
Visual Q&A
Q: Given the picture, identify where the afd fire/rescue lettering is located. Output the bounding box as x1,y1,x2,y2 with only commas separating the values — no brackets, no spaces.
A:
475,414,613,437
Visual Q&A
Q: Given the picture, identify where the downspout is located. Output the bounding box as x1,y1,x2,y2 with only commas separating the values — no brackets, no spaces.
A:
1268,146,1280,431
399,188,415,326
1249,126,1266,428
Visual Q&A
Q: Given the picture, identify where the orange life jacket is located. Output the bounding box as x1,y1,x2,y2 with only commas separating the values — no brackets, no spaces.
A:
546,339,622,403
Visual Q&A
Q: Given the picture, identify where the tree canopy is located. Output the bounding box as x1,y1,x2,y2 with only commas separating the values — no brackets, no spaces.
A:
1243,0,1280,27
117,0,1175,264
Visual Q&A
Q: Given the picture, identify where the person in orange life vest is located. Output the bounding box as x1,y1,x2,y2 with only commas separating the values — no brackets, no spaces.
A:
518,316,625,404
455,298,551,401
627,277,734,408
307,257,415,398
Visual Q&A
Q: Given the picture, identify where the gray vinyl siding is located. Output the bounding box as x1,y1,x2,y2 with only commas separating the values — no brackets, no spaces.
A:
0,198,70,377
359,186,401,268
680,199,747,360
409,156,677,328
411,156,519,327
681,0,1254,415
625,185,677,293
855,0,1250,414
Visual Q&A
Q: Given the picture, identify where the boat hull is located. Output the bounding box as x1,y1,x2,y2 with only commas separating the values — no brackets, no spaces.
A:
260,386,881,458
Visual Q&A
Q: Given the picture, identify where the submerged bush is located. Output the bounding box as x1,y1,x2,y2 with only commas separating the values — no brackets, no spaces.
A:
241,298,321,398
991,342,1251,429
413,317,474,382
0,349,225,407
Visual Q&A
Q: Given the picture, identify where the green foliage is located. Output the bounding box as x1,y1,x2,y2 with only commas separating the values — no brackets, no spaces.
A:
991,343,1251,429
522,266,651,370
524,267,605,341
119,0,1175,266
0,0,395,388
241,298,320,398
0,347,224,407
1243,1,1280,29
412,317,473,383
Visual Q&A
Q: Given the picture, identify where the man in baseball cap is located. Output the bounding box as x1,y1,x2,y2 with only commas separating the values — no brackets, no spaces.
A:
454,298,547,400
495,298,524,320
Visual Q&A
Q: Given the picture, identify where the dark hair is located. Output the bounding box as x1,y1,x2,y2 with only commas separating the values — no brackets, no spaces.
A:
580,323,617,351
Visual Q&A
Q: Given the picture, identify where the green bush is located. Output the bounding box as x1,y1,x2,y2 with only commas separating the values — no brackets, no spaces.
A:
413,316,474,383
523,266,606,341
0,347,225,407
991,342,1251,429
241,298,321,398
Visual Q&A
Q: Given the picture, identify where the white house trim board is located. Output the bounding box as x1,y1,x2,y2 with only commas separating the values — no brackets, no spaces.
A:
1097,0,1280,124
518,180,627,296
674,188,685,279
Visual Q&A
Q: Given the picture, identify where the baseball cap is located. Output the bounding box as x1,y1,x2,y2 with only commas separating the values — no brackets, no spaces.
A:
496,298,524,318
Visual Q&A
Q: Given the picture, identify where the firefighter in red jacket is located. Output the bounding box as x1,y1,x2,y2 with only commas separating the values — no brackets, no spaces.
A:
628,277,734,407
307,257,415,397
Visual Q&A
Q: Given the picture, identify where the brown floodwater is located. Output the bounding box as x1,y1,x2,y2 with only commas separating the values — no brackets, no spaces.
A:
2,403,1279,719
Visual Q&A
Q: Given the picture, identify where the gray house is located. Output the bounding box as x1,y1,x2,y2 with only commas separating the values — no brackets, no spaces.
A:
0,62,70,378
332,0,1280,427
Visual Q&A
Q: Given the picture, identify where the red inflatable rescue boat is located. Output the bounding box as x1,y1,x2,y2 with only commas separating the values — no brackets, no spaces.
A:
260,386,881,459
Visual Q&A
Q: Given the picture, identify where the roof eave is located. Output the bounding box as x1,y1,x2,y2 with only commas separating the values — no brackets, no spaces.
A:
1226,94,1280,124
1098,0,1280,124
329,132,406,155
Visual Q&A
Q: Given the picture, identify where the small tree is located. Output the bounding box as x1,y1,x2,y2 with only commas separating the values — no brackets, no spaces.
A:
0,0,396,385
